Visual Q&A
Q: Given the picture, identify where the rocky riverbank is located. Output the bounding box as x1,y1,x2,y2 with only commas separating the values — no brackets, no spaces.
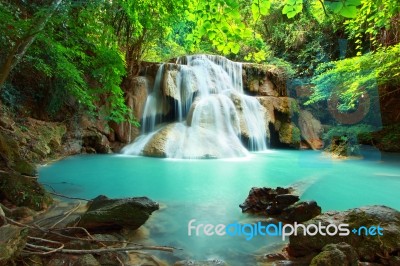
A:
240,187,400,266
0,194,164,265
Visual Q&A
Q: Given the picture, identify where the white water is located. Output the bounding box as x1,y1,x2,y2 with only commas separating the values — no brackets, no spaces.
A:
123,55,268,158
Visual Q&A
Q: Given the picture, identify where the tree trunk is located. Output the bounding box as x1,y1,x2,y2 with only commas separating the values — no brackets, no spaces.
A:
0,0,63,88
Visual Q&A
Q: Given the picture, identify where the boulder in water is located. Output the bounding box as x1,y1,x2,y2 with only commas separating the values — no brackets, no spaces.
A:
240,187,321,223
281,200,322,223
77,195,159,232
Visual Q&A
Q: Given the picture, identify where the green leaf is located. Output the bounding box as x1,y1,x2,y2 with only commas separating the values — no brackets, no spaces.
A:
251,3,259,17
345,0,361,6
328,2,344,13
259,1,271,16
294,3,302,13
340,5,358,18
208,31,216,40
282,5,294,15
223,45,231,54
231,43,240,54
287,10,297,18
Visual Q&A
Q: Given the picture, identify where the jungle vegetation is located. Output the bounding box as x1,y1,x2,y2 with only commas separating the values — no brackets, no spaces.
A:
0,0,398,131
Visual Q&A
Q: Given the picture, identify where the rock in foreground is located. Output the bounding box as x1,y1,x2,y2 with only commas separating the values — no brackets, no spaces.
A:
288,205,400,264
78,195,159,232
0,225,28,265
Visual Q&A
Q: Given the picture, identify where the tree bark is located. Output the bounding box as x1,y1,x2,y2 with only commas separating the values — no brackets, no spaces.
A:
0,0,63,88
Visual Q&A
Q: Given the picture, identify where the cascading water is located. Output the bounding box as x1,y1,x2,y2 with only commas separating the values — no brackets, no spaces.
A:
122,55,268,158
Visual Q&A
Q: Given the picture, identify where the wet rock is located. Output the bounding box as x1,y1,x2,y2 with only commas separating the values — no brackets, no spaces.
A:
242,63,287,97
96,252,129,266
174,259,228,266
0,131,37,176
163,68,180,102
298,110,323,150
240,187,321,224
82,129,112,154
142,121,247,159
142,124,178,157
281,201,321,223
257,97,299,119
276,194,300,206
239,187,295,214
78,195,159,232
288,206,400,264
0,225,28,265
74,254,100,266
46,254,78,266
63,139,83,156
278,122,301,148
310,242,359,266
0,172,52,211
111,76,149,144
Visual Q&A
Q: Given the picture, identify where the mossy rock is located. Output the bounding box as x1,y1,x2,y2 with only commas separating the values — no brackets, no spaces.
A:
0,132,19,163
0,130,37,176
279,122,301,148
0,172,52,211
0,225,29,266
310,243,358,266
288,206,400,263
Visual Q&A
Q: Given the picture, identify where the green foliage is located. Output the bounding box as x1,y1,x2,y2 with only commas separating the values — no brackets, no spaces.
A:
282,0,303,18
324,0,361,18
324,123,376,156
307,44,400,110
259,2,338,76
185,0,274,62
380,124,400,149
324,124,376,143
344,0,399,53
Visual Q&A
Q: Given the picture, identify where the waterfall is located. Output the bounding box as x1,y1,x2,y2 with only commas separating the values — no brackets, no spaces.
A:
122,55,268,158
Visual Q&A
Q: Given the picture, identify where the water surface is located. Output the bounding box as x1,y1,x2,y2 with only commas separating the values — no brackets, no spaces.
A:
39,149,400,265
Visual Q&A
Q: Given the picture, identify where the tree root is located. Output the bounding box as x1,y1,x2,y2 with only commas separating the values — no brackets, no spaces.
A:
5,204,179,259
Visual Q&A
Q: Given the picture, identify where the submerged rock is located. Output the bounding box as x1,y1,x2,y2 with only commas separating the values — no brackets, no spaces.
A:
78,195,159,232
288,205,400,264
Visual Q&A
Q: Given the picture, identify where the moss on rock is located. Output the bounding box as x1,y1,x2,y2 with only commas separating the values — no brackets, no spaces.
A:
0,172,52,211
